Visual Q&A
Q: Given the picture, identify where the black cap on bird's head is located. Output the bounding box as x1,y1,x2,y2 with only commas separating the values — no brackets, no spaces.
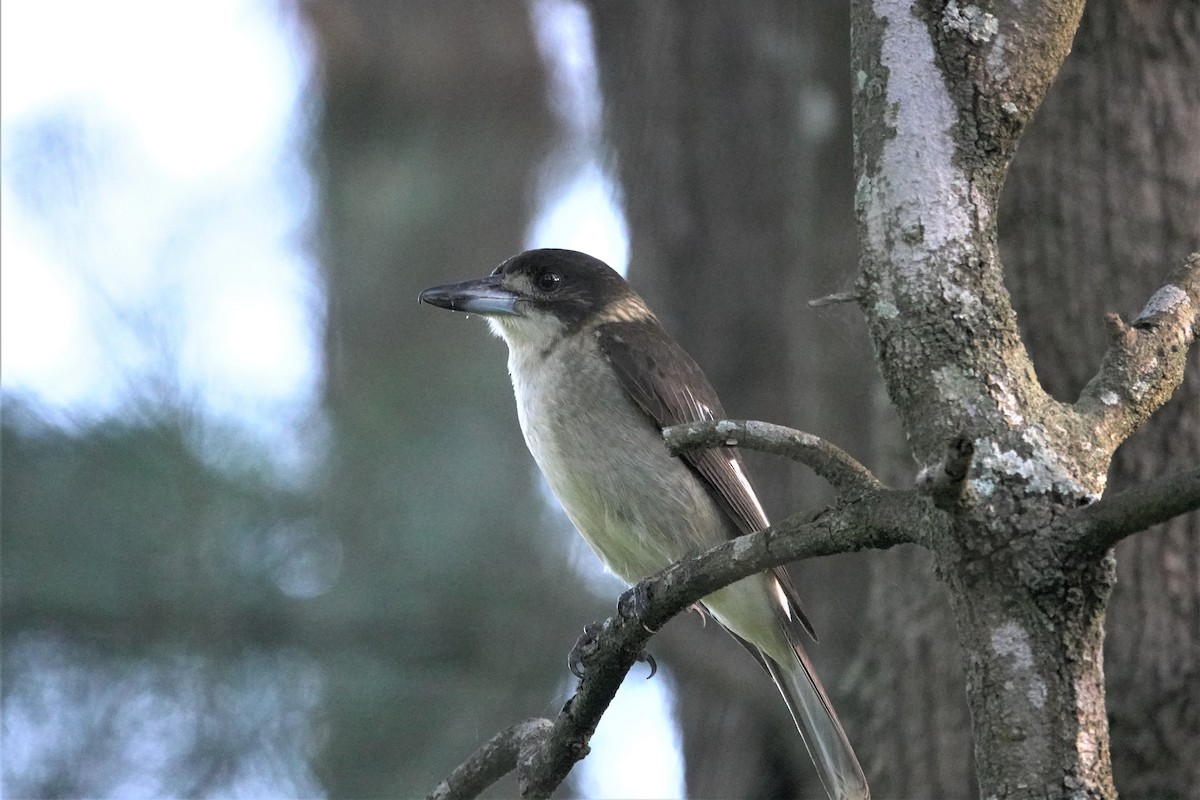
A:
418,249,655,336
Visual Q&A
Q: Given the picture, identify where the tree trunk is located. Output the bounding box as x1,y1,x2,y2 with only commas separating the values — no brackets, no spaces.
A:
858,2,1200,797
847,0,1174,794
1000,2,1200,796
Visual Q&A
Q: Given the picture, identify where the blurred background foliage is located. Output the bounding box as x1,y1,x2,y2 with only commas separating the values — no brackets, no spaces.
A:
2,1,1196,799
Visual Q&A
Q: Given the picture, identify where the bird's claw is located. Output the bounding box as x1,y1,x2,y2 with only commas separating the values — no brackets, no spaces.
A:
617,582,658,633
568,621,604,679
570,585,662,682
617,583,660,679
568,621,658,681
637,649,658,679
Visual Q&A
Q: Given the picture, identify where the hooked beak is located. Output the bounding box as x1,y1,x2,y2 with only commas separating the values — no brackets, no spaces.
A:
418,275,521,317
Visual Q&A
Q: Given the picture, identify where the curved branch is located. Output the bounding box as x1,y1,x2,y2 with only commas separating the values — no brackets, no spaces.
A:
519,488,931,798
664,419,882,497
427,719,553,800
1066,465,1200,559
1077,253,1200,451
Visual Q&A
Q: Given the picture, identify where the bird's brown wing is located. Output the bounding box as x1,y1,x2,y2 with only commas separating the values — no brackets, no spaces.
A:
596,320,816,640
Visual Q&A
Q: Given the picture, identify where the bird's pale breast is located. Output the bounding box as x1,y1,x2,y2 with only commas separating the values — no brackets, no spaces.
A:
508,333,729,584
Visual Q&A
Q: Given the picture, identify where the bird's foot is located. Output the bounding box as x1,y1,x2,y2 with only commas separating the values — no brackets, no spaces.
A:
568,621,604,679
617,582,661,679
617,582,658,633
567,620,658,681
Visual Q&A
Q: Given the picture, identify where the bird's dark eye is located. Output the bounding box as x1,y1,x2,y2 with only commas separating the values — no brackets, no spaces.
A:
536,270,562,292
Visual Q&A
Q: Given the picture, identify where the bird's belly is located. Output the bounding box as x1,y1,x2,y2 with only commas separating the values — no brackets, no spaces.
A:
545,442,790,659
513,351,727,584
537,428,722,584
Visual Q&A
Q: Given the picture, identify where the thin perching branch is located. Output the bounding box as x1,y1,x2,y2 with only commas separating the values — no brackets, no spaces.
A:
1067,465,1200,558
519,487,930,798
664,419,882,496
427,719,552,800
1077,253,1200,451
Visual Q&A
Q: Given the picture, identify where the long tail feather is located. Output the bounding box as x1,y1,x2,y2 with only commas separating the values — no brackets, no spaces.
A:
761,639,869,800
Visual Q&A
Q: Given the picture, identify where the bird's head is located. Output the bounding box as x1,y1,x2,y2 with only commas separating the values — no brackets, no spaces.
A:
419,249,655,347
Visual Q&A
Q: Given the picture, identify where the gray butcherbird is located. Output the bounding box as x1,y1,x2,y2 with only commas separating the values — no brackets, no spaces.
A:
420,248,869,800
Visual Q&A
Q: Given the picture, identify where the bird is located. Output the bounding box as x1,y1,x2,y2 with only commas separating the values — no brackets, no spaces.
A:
419,248,869,800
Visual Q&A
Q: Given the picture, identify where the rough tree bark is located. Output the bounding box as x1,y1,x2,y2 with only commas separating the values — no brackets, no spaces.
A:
999,2,1200,796
858,1,1200,796
852,0,1195,797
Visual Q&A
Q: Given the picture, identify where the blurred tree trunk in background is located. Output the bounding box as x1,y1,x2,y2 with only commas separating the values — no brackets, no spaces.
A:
299,3,590,796
1000,2,1200,797
584,3,879,797
855,542,975,795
